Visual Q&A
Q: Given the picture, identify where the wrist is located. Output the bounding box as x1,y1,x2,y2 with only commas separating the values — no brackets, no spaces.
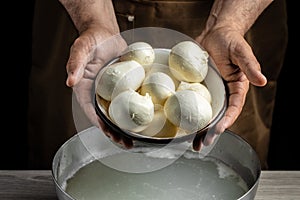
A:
202,0,273,36
59,0,119,34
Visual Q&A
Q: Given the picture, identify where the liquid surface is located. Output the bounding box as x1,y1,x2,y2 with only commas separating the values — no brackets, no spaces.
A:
65,153,249,200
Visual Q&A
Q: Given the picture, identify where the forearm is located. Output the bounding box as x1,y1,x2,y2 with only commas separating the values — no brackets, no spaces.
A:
204,0,273,35
58,0,119,34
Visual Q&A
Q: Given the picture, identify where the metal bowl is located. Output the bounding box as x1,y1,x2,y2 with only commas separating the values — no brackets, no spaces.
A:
94,48,227,144
52,126,261,200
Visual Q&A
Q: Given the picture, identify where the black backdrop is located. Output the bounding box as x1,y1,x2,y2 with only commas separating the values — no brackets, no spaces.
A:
267,0,299,170
1,0,298,170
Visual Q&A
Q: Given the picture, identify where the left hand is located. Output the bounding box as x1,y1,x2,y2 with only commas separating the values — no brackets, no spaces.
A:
193,26,267,151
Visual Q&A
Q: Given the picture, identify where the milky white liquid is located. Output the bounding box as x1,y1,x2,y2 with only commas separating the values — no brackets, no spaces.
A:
64,150,249,200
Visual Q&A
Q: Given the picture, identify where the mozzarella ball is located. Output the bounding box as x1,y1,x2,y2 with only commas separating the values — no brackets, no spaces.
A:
108,89,154,132
177,81,212,103
164,90,212,133
169,41,209,82
140,72,176,105
120,41,155,72
95,60,145,101
139,106,178,138
146,63,180,88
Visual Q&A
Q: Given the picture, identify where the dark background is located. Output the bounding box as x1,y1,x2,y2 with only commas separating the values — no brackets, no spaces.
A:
267,1,299,170
1,1,299,170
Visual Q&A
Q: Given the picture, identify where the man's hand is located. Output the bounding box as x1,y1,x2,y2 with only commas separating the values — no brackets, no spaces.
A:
193,26,267,151
66,27,133,148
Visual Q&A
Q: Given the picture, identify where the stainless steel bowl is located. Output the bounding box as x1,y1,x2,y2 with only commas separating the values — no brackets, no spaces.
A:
52,126,261,200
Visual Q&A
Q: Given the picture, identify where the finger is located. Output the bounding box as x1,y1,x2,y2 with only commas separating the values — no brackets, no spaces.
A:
99,119,122,143
213,78,249,135
231,39,267,87
193,133,205,151
66,37,93,87
202,131,218,146
97,115,135,149
120,135,134,149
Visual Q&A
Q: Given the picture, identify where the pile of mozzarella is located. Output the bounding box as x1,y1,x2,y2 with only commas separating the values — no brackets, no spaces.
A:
95,41,213,138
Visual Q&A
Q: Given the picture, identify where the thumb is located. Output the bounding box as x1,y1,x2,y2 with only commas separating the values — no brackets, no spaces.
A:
65,35,93,87
66,64,85,87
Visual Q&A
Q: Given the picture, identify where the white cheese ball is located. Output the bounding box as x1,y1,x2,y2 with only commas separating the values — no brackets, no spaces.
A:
177,81,212,103
146,63,180,88
164,90,213,133
95,60,145,101
139,105,178,138
140,72,176,105
120,41,155,72
108,89,154,132
169,41,209,82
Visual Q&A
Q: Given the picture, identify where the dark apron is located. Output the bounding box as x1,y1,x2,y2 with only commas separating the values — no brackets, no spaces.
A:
30,0,287,169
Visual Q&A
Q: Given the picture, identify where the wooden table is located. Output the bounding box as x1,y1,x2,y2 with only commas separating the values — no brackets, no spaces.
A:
0,170,299,200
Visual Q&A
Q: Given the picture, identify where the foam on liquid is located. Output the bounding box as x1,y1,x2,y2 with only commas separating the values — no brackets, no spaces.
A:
64,150,249,200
